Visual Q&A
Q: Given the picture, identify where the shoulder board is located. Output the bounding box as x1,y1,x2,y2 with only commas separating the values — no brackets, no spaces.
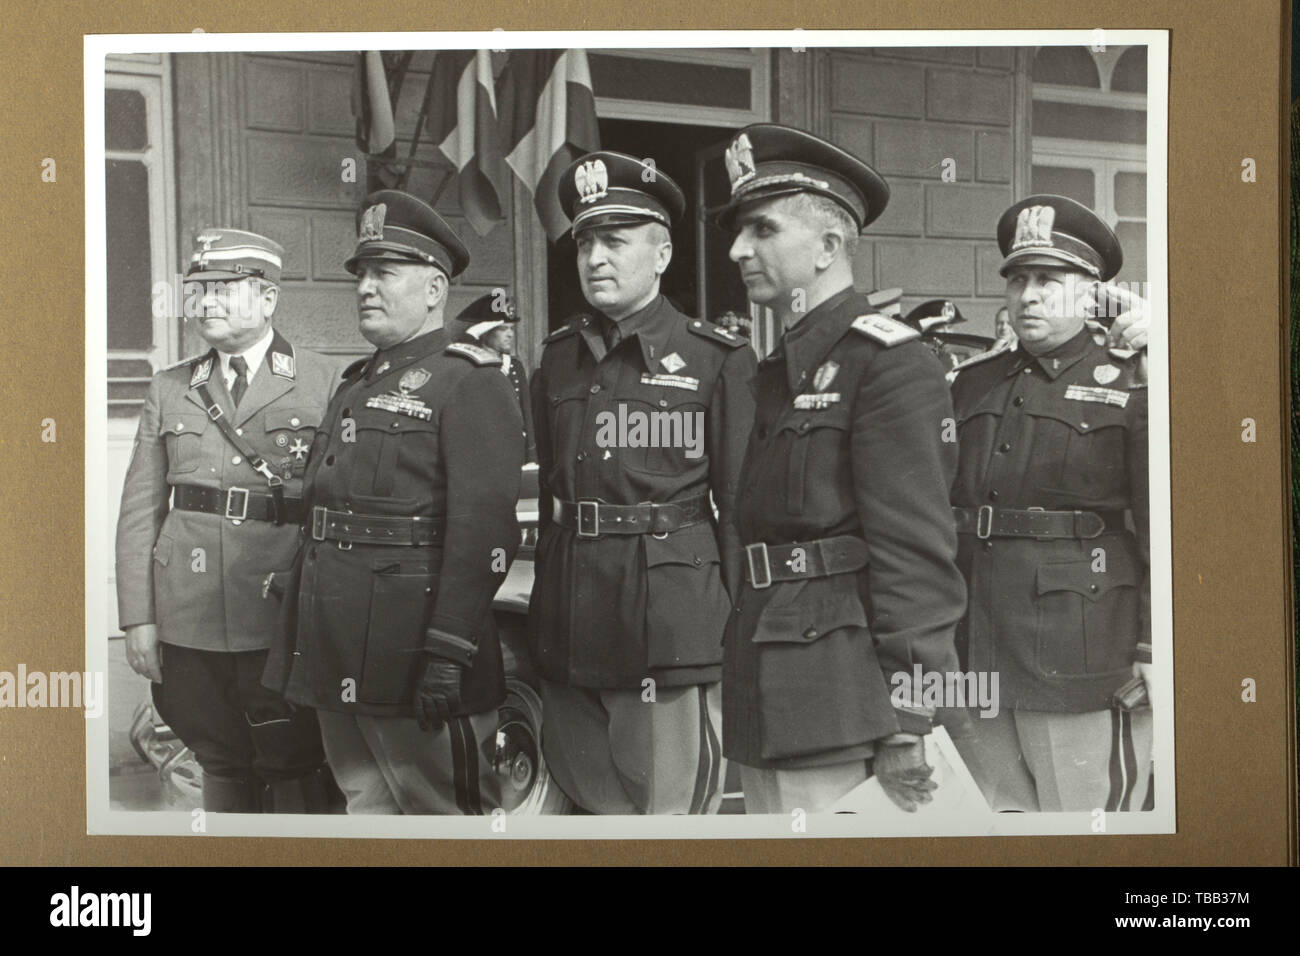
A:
948,341,1014,378
687,319,747,348
161,352,207,372
543,318,586,345
850,313,921,348
342,357,368,380
446,341,501,367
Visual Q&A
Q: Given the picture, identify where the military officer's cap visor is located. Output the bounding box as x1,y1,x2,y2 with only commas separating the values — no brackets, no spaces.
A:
343,189,471,278
456,290,520,325
997,193,1123,281
706,124,890,233
185,228,285,285
559,151,686,236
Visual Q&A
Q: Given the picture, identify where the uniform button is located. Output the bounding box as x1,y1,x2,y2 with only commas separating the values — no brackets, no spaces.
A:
983,541,993,552
325,455,335,466
803,628,818,639
390,421,400,429
590,384,601,394
1023,367,1033,375
1089,583,1099,593
175,422,185,431
693,556,702,567
659,399,668,408
988,490,999,501
290,417,301,427
576,452,587,461
998,442,1011,453
235,427,243,436
798,421,810,432
1080,422,1089,430
1013,396,1025,407
232,455,242,465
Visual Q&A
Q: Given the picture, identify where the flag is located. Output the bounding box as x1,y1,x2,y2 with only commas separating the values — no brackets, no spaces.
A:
497,50,600,241
351,52,400,188
426,51,509,237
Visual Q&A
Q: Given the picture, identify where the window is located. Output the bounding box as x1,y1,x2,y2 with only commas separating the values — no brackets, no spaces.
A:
1032,46,1148,286
105,58,176,418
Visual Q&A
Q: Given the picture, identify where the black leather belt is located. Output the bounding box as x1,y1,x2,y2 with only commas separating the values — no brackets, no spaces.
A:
744,535,869,589
174,484,304,524
952,506,1126,540
310,506,444,547
552,494,710,538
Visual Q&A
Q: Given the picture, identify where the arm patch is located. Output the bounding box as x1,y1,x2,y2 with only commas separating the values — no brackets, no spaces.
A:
687,319,747,349
851,313,921,348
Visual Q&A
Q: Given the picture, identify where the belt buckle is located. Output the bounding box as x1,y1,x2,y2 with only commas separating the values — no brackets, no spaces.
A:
224,486,249,521
745,542,772,589
576,500,600,538
310,506,327,542
976,505,994,540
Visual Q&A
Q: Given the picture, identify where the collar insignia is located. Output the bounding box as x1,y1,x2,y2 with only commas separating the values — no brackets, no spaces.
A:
661,352,686,374
271,351,295,379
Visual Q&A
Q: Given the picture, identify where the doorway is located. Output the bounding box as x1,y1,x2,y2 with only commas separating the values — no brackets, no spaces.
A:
545,118,751,330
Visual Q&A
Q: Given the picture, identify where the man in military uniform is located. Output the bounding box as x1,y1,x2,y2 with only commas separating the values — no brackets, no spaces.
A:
716,125,970,814
454,290,535,463
949,195,1152,812
528,152,757,814
116,229,344,812
264,191,524,814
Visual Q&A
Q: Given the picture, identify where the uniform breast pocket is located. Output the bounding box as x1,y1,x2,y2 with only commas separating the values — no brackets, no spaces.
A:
350,411,438,503
360,556,437,705
1028,400,1131,499
158,413,210,474
750,575,895,760
264,407,322,480
614,388,708,476
777,408,850,515
1035,542,1141,679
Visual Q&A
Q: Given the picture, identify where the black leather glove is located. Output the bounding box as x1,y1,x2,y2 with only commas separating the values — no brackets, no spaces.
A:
873,739,938,813
415,654,465,732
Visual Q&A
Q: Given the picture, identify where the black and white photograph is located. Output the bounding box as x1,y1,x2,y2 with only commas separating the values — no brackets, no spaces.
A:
85,29,1172,838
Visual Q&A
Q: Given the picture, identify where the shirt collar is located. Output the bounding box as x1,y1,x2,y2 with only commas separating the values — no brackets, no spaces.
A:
1010,326,1095,380
780,285,858,394
218,324,274,379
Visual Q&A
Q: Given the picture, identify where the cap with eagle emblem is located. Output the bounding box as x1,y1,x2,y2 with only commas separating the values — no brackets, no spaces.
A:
343,189,470,278
709,124,890,233
558,151,686,235
903,298,968,334
996,194,1123,281
185,228,285,285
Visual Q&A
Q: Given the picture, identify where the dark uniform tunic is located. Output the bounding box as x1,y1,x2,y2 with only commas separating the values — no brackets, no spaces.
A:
722,286,968,769
265,326,523,718
502,354,535,464
528,294,757,689
950,328,1149,712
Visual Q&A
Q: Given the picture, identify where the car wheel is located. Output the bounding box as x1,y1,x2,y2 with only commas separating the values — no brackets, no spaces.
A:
494,678,572,814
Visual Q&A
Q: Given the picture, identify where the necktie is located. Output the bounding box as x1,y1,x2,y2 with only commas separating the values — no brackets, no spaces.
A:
604,322,622,352
229,355,249,407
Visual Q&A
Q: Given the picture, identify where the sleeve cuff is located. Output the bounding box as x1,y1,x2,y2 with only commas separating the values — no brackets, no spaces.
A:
1134,642,1152,664
424,628,477,666
892,703,935,736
